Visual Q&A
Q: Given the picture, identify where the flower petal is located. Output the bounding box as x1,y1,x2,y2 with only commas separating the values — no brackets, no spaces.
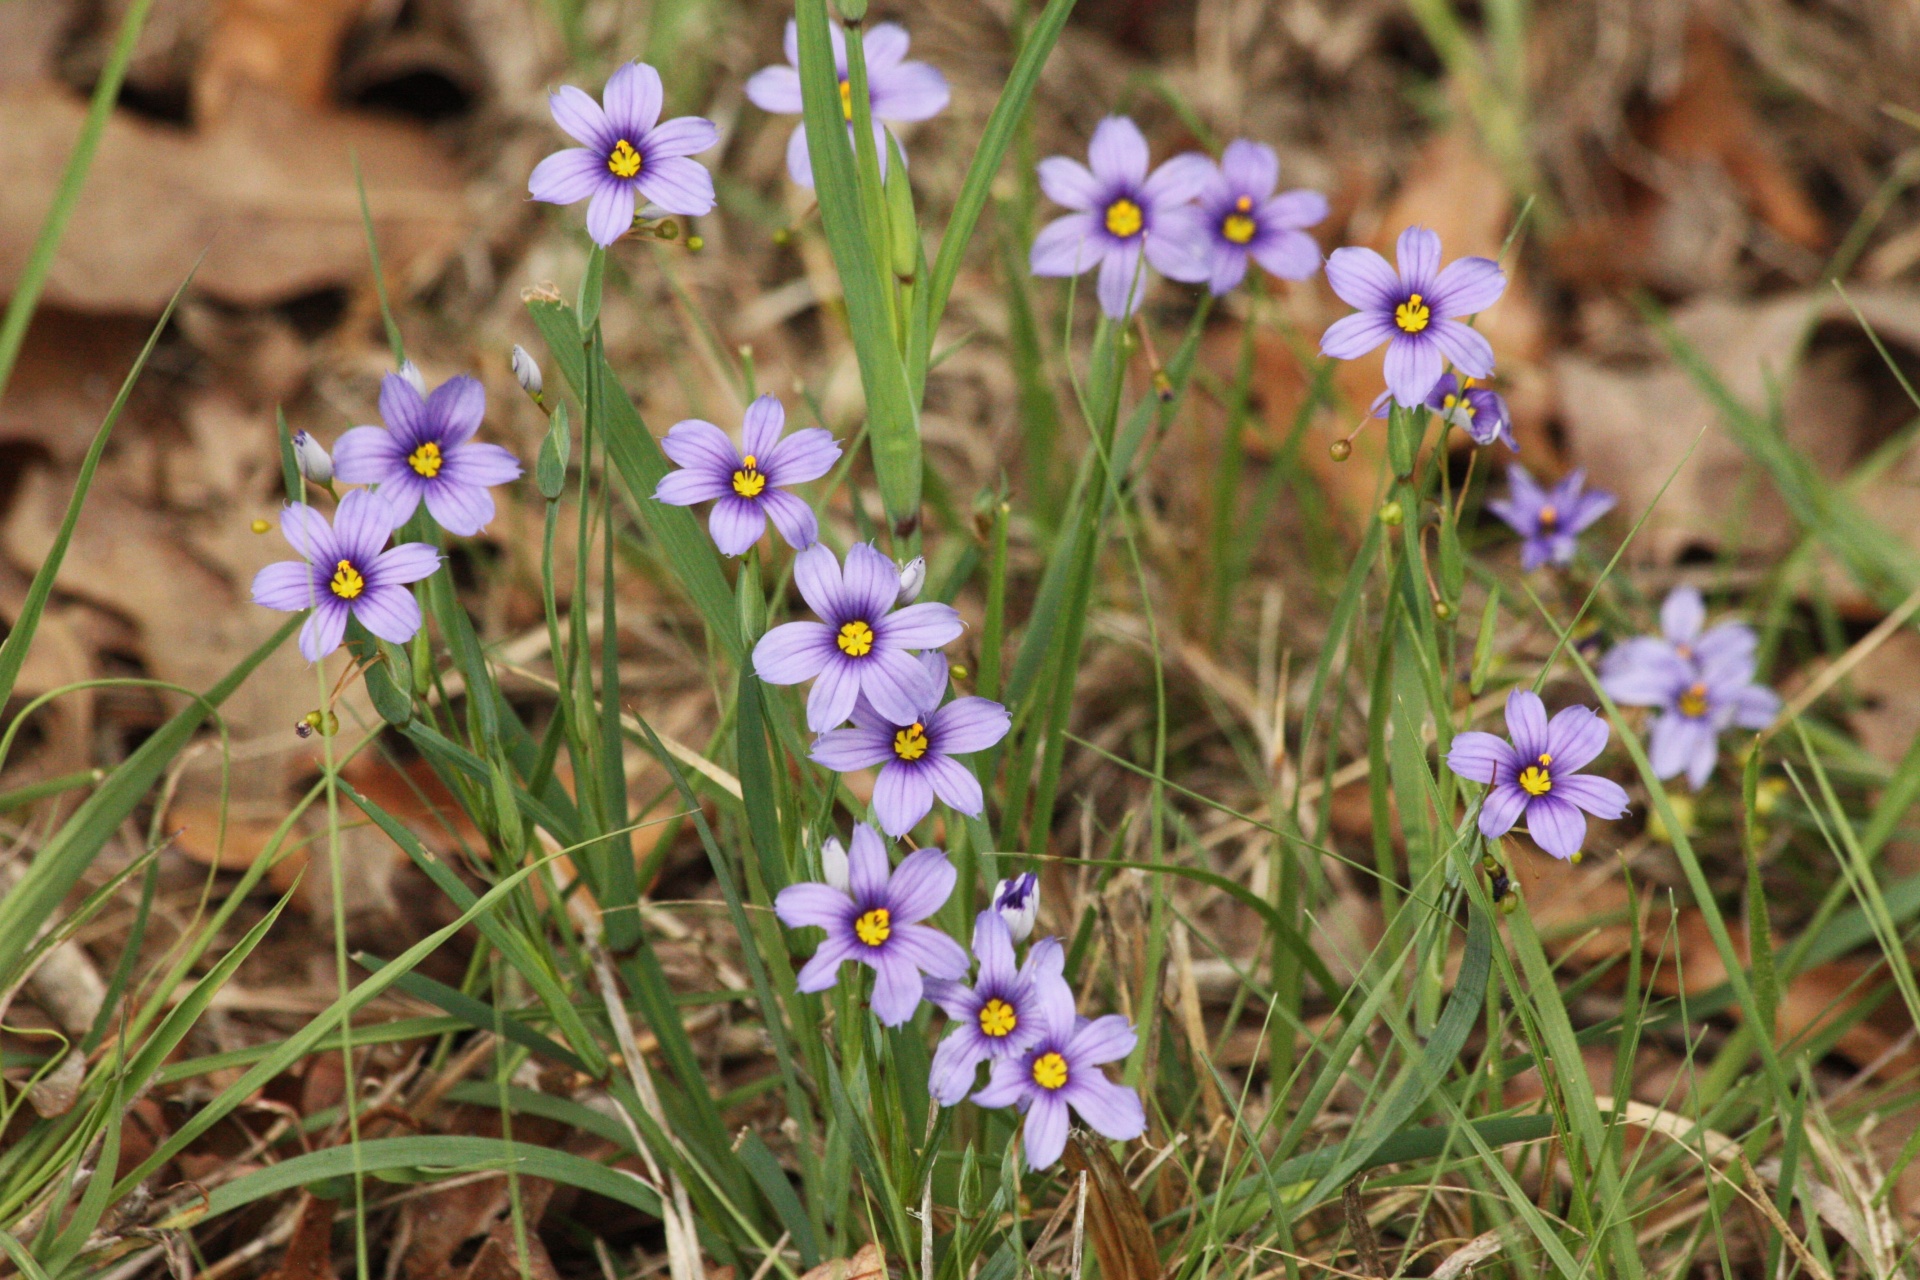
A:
791,541,844,620
739,394,785,459
885,846,956,924
1096,239,1147,319
785,123,816,188
869,950,926,1026
1649,713,1710,783
878,601,964,650
1660,586,1707,646
762,427,840,485
871,61,948,122
1503,688,1551,760
333,487,400,565
776,882,853,930
585,182,637,247
930,697,1011,754
1265,187,1327,229
1324,245,1399,311
809,724,894,773
424,480,497,538
1066,1013,1137,1066
859,647,941,726
1383,333,1444,407
842,542,901,621
972,1057,1032,1110
1394,225,1442,295
759,489,819,551
1427,255,1506,317
367,542,440,588
426,375,486,447
920,754,984,817
1426,319,1495,380
603,61,663,139
1143,152,1214,206
646,116,718,160
1206,246,1249,296
1220,139,1278,197
635,155,715,218
549,84,612,151
1545,705,1610,773
1553,773,1632,819
796,934,857,993
529,148,607,205
745,64,803,115
443,442,522,488
654,468,731,505
351,584,423,645
1523,794,1586,861
753,620,834,684
1030,214,1101,277
330,425,405,486
1319,309,1397,360
1729,683,1779,729
708,495,767,556
872,761,936,836
973,911,1016,989
1446,731,1514,784
929,1031,988,1105
889,921,970,979
1143,206,1211,283
1022,1092,1071,1169
1478,782,1530,839
1038,158,1100,212
1250,228,1321,281
807,654,863,730
1065,1075,1146,1142
253,561,321,612
1087,116,1149,186
847,822,891,904
1599,638,1688,706
299,599,350,663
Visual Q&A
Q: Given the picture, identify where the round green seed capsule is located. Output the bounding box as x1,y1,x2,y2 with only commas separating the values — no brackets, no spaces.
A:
1379,500,1404,526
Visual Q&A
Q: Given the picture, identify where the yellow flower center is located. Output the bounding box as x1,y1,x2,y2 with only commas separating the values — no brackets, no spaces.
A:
854,907,891,947
1518,752,1553,796
732,455,766,498
1394,293,1431,333
1031,1051,1068,1090
979,998,1018,1038
1537,504,1559,529
408,441,443,478
1222,213,1256,244
329,559,365,600
837,620,875,657
838,79,854,122
1679,682,1709,718
607,139,643,179
1105,198,1143,238
893,722,929,761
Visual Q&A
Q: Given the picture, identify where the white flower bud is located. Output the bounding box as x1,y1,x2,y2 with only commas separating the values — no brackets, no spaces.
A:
399,359,428,396
821,836,850,893
511,344,543,399
896,556,926,605
992,873,1039,941
292,431,332,485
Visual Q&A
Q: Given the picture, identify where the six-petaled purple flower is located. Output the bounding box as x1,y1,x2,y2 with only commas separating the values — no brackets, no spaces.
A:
251,489,440,663
1030,116,1211,319
529,61,718,246
971,978,1146,1170
1447,688,1631,861
1321,226,1506,407
1190,140,1326,296
772,823,968,1026
924,912,1069,1105
1487,465,1615,571
753,542,964,732
653,394,840,556
332,373,522,538
1600,586,1779,789
745,20,949,189
1371,373,1515,451
809,653,1010,836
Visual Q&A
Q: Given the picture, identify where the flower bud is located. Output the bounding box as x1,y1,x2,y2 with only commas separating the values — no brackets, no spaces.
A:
511,344,543,402
896,556,926,605
1379,500,1404,526
992,873,1039,941
399,359,428,396
1329,439,1352,462
821,836,850,893
292,431,333,485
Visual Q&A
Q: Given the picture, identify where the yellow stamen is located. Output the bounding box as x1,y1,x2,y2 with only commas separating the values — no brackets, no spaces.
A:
837,620,875,657
1394,292,1431,334
854,907,891,947
1537,504,1559,529
607,139,643,179
893,722,929,761
1518,752,1553,796
1222,213,1256,244
407,441,443,478
979,998,1018,1037
329,559,365,600
838,79,854,121
1105,198,1143,238
1031,1051,1068,1090
1678,683,1709,718
1234,194,1253,212
731,455,766,498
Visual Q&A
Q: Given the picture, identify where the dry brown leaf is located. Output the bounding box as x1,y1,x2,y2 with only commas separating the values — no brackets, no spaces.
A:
193,0,371,124
264,1193,336,1280
798,1241,884,1280
1062,1133,1158,1280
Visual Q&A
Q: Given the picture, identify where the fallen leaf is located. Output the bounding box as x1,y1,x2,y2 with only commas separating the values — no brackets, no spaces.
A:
264,1193,336,1280
798,1242,884,1280
1063,1132,1158,1280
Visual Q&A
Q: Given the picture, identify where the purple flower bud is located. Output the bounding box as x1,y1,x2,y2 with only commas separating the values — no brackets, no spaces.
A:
292,431,332,485
511,345,543,400
820,835,850,893
992,873,1039,942
896,556,926,605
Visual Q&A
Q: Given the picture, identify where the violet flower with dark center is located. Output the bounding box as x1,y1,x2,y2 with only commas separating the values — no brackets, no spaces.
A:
1486,465,1615,571
1029,116,1212,319
971,979,1146,1170
1446,688,1631,861
753,542,964,731
1599,586,1779,788
1320,226,1506,407
745,21,949,189
923,912,1069,1105
809,653,1010,836
1190,139,1326,296
653,394,840,556
332,373,522,538
529,61,718,246
1370,373,1515,451
772,823,968,1026
251,489,440,663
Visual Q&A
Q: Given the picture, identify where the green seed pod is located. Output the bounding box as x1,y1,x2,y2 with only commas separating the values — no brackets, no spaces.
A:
411,625,433,696
1329,438,1352,462
1379,500,1404,527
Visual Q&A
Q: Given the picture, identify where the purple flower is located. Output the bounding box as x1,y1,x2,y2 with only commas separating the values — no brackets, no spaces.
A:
528,61,718,246
1599,586,1779,789
744,21,949,189
809,653,1010,837
992,873,1039,942
971,980,1145,1170
1369,373,1515,451
772,823,968,1025
1446,688,1631,861
332,373,522,538
923,912,1069,1105
1029,116,1212,319
1190,139,1326,296
1487,465,1615,571
753,542,964,732
1320,226,1506,407
653,394,840,556
251,489,441,663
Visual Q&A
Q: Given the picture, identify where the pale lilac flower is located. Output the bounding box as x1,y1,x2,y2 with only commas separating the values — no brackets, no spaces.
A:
753,542,964,732
924,912,1068,1104
1487,465,1614,571
1369,373,1515,451
529,61,718,246
1029,116,1212,319
292,431,332,485
1190,140,1326,296
510,345,543,400
653,394,840,556
772,823,968,1025
251,489,440,663
808,653,1009,837
992,873,1039,942
1320,226,1506,407
333,373,522,538
1446,688,1630,861
745,21,948,189
1599,586,1779,789
971,980,1145,1170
